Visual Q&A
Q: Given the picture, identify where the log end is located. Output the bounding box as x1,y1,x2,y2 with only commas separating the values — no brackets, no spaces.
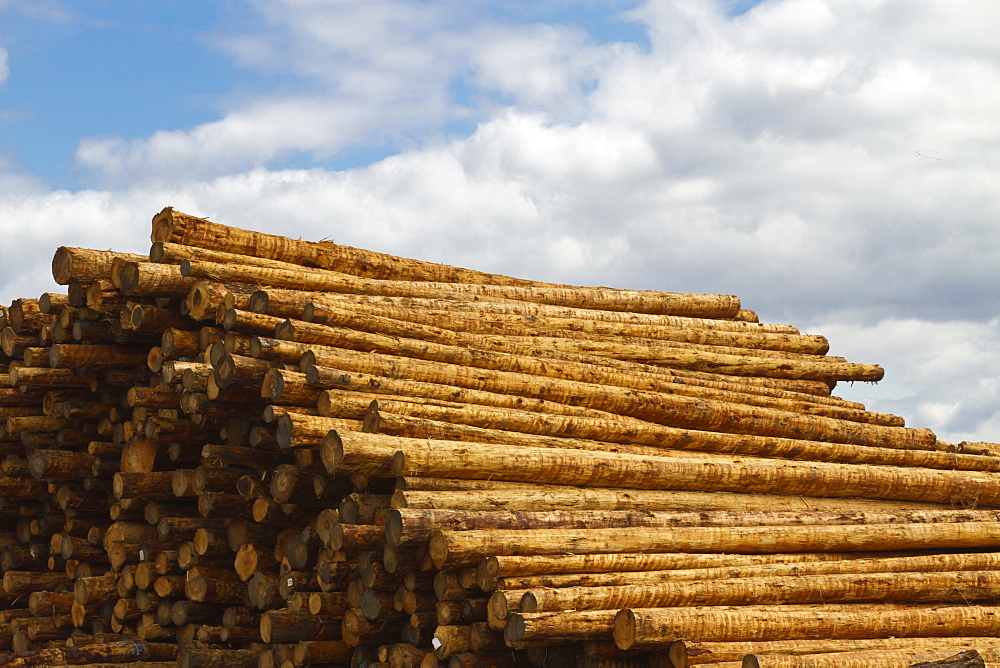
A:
51,247,74,285
503,613,526,644
384,508,403,548
612,608,635,650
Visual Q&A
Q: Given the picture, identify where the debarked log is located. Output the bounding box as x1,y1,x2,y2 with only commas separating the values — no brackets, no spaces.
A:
359,431,994,506
613,604,1000,648
429,522,1000,568
519,570,1000,612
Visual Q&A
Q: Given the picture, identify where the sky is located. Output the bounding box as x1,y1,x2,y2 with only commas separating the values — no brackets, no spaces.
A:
1,0,999,443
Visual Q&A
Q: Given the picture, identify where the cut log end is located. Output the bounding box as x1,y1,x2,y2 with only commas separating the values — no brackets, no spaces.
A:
612,608,636,650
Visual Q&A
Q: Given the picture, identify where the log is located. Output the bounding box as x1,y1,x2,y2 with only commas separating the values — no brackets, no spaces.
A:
743,647,997,668
182,258,741,318
151,210,550,286
380,432,991,506
51,248,147,285
669,637,1000,666
430,522,1000,567
388,507,1000,548
520,570,1000,612
496,550,1000,591
614,604,1000,648
299,351,920,449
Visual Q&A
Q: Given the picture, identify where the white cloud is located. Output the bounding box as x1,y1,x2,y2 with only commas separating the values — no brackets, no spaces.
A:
814,318,1000,442
5,0,1000,442
74,0,619,182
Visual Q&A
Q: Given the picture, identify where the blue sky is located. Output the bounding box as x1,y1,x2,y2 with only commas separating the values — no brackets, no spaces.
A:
1,0,766,187
1,0,999,442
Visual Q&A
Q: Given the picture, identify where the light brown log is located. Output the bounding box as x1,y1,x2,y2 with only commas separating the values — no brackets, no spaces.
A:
504,609,617,646
120,262,197,297
299,348,921,449
285,313,878,389
498,551,1000,591
51,247,147,285
743,647,1000,668
293,329,883,430
293,289,829,354
151,211,551,286
386,507,1000,548
260,609,341,643
614,604,1000,648
520,570,1000,613
391,486,944,517
374,431,993,507
371,410,994,474
431,521,1000,568
257,284,797,337
9,366,93,389
670,637,1000,666
181,253,740,317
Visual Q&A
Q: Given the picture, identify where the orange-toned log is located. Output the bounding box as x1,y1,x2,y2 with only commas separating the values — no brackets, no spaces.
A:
475,551,932,592
49,343,149,368
743,646,1000,668
387,507,1000,547
670,637,1000,666
287,317,879,392
389,487,958,515
181,257,740,318
520,570,1000,612
51,247,147,285
255,285,796,336
613,604,1000,649
498,550,1000,591
370,410,988,473
151,210,549,287
365,431,993,506
430,521,1000,568
282,304,855,385
293,290,830,354
120,261,197,297
300,351,918,449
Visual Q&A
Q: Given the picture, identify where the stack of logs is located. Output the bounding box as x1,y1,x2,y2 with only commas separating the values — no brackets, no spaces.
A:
0,206,999,668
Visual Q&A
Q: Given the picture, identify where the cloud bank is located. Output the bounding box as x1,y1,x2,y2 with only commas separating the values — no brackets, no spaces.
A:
3,0,1000,441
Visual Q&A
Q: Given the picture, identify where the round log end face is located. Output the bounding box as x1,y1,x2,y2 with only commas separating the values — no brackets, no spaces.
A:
119,263,140,295
150,207,175,244
390,450,406,477
612,608,636,650
503,613,526,643
668,640,688,668
488,591,510,627
320,431,343,475
384,509,403,548
262,369,283,402
276,413,293,449
185,575,207,603
111,473,127,500
249,290,269,314
51,247,74,285
476,557,499,592
519,591,538,613
27,450,47,480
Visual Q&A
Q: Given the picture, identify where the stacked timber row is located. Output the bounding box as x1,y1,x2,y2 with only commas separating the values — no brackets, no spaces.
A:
0,206,997,668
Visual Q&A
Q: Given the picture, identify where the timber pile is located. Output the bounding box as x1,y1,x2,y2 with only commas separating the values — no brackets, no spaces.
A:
0,206,998,668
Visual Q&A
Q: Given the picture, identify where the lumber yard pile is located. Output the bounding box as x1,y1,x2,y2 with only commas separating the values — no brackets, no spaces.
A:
0,206,999,668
